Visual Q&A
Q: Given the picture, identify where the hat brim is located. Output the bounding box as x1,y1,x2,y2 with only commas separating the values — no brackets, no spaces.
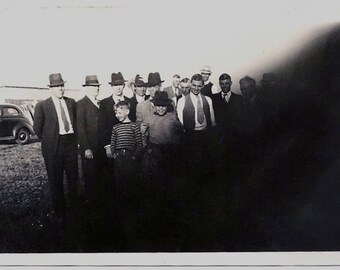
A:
200,70,212,74
48,81,66,87
83,83,101,87
134,83,147,87
109,80,127,85
147,80,164,87
151,99,171,106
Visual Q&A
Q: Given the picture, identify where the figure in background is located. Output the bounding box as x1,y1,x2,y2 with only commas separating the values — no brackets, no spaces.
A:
127,74,149,122
163,74,182,99
172,77,191,108
200,65,219,97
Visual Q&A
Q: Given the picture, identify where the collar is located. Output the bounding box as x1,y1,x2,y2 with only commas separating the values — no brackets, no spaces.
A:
51,95,64,103
221,91,231,98
204,80,211,86
136,94,145,103
87,95,99,107
190,92,201,99
112,94,124,102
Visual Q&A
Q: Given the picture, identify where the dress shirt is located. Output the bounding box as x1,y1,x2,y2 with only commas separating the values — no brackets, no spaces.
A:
136,94,146,103
204,80,220,94
112,95,124,104
221,91,232,103
51,95,74,135
177,92,216,131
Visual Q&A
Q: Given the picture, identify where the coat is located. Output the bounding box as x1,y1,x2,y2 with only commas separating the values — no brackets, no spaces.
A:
76,95,105,158
33,96,77,160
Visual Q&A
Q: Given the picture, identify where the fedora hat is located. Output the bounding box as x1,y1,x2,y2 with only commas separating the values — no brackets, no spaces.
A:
109,72,127,85
48,73,66,87
151,91,171,106
133,74,146,87
261,72,276,83
147,72,164,87
83,75,100,87
200,65,212,74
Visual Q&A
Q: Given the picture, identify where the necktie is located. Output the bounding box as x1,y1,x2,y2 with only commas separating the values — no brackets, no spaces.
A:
222,93,228,103
175,87,179,96
196,95,204,124
59,99,70,132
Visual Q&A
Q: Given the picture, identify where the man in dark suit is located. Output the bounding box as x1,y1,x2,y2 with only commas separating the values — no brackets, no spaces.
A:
101,72,131,156
211,73,244,132
127,74,150,121
76,75,106,205
33,73,79,222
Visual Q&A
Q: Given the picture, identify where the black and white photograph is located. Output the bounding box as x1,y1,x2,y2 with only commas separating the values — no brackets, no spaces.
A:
1,0,340,268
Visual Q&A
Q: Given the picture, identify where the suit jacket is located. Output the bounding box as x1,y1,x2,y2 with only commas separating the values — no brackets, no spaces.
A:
127,94,150,123
163,86,182,99
76,96,105,158
33,96,77,160
211,92,244,134
100,95,132,145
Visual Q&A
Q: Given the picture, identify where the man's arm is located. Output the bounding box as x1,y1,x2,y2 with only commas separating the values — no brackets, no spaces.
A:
76,101,91,156
176,98,185,125
136,102,143,124
33,102,44,139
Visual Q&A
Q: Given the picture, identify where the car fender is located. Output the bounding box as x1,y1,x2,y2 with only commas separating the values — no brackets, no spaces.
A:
12,122,35,138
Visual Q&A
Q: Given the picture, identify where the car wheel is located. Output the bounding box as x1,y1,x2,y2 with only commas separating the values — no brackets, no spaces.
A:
16,128,30,145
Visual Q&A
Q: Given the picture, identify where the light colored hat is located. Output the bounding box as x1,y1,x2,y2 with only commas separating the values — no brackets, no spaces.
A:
200,65,212,74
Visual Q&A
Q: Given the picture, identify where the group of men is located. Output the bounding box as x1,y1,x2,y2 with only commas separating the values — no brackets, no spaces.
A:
33,65,278,250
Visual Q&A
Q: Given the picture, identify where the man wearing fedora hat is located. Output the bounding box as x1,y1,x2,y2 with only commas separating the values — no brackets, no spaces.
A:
34,73,79,223
200,65,219,98
127,74,150,123
76,75,106,208
101,72,132,157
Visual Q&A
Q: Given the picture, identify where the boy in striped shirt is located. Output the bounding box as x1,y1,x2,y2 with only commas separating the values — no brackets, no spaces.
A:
109,100,143,248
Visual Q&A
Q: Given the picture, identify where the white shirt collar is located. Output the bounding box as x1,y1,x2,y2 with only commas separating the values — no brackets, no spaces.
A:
136,95,145,103
87,95,99,107
112,94,124,103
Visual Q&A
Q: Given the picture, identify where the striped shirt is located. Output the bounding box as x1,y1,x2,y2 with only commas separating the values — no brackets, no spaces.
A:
110,122,143,158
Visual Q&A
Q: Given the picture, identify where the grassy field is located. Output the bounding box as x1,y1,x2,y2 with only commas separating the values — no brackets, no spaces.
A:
0,141,91,252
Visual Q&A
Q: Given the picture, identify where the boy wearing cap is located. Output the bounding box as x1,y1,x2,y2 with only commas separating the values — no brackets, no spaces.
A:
143,92,183,222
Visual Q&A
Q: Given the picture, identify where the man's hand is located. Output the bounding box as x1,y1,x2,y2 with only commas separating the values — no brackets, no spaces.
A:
140,123,147,134
104,145,114,158
85,149,94,159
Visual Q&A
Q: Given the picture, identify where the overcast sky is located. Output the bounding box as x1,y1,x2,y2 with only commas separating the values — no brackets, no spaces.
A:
0,0,340,99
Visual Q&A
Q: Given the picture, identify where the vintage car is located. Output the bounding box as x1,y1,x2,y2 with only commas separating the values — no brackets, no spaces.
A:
0,103,35,144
